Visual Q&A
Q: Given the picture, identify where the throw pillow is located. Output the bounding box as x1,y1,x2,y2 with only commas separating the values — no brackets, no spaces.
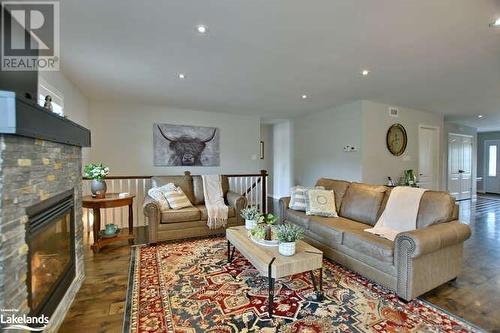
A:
147,187,170,212
163,185,193,210
289,185,324,211
305,189,338,217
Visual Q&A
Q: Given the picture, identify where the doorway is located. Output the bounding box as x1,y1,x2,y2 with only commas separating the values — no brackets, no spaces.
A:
418,125,440,190
448,133,473,200
484,140,500,194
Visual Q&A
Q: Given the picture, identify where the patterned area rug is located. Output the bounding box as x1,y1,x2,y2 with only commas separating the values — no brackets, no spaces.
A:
123,237,482,333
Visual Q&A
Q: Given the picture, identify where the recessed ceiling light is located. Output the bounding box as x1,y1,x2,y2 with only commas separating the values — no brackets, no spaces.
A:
301,94,308,99
490,18,500,27
478,114,484,118
195,25,208,34
361,69,370,76
178,73,186,79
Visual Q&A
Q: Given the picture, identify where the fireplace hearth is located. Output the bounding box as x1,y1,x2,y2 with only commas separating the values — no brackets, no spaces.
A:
26,189,76,319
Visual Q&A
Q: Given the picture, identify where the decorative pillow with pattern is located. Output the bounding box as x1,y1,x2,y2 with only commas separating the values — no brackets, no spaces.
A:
305,189,338,217
289,185,324,211
163,185,193,210
147,188,170,212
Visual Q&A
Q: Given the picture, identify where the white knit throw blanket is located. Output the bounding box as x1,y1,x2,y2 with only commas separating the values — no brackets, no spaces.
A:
365,186,427,241
202,175,229,229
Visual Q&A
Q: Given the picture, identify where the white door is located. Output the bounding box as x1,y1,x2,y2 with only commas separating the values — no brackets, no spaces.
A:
448,134,473,200
485,140,500,194
418,126,439,190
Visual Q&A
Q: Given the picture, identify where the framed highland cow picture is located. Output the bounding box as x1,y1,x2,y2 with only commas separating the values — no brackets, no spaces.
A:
153,123,220,166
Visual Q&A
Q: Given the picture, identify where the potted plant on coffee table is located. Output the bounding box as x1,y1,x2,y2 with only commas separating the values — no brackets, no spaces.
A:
276,223,305,256
240,206,260,230
84,163,110,198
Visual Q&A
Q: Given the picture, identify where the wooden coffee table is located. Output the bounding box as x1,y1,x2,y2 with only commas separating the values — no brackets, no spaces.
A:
226,226,323,318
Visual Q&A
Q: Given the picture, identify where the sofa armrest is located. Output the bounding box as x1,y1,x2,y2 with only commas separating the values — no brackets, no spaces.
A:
143,194,160,244
395,221,471,259
279,197,291,223
226,191,247,222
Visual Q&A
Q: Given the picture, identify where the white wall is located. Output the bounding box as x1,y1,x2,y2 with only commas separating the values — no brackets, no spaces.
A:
291,100,447,191
260,124,274,197
88,101,261,175
272,121,294,198
293,101,364,187
361,100,444,187
39,71,90,164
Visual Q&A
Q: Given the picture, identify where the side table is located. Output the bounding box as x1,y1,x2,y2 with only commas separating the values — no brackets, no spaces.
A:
82,193,135,253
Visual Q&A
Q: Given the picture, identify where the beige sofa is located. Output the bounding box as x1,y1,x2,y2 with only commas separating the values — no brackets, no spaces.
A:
143,173,247,243
280,178,471,301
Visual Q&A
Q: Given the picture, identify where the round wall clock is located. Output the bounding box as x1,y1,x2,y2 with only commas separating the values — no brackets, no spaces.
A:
386,123,407,156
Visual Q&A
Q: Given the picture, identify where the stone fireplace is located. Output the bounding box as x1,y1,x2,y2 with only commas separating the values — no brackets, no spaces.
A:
0,91,91,331
0,135,85,332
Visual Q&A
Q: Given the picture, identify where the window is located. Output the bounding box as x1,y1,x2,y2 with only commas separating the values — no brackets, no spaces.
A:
488,145,497,177
38,77,64,116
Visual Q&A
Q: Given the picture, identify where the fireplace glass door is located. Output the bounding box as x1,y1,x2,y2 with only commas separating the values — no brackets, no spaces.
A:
26,190,75,317
30,213,71,311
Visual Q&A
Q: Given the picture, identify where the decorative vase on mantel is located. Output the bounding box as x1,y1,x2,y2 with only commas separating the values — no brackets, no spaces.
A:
91,179,107,199
84,163,110,199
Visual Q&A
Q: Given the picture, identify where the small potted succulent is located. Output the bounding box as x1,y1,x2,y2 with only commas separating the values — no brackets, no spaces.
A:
240,206,260,230
276,223,305,256
259,213,278,240
84,163,110,198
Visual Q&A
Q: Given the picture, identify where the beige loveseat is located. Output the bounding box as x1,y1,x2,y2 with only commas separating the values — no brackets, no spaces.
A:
280,178,471,301
143,173,247,243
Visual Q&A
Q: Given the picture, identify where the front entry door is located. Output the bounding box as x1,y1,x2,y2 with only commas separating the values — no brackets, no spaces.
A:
448,134,473,200
485,140,500,194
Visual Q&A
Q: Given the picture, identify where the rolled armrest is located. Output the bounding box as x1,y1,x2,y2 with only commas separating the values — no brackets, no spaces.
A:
226,191,247,222
279,197,291,223
395,221,471,259
143,194,160,216
143,194,160,244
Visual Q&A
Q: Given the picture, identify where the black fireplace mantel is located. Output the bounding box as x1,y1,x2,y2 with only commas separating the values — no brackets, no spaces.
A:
0,90,91,147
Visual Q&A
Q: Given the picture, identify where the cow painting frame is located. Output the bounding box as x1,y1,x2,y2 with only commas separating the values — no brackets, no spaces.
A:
153,123,220,167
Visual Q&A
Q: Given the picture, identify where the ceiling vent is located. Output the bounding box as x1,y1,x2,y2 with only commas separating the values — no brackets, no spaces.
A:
389,107,399,117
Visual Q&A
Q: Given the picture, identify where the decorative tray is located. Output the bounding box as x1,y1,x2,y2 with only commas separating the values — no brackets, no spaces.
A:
250,235,279,247
99,228,121,239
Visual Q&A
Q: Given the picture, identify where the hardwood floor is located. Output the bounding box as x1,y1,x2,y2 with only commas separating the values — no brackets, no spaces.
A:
60,196,500,332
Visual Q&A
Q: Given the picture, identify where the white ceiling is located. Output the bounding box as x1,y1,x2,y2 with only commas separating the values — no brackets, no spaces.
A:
60,0,500,129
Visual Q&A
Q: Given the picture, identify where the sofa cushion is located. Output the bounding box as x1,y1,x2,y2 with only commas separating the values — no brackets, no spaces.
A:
163,186,193,209
152,175,195,204
289,186,324,211
160,206,201,224
416,191,456,228
340,183,387,226
343,230,394,264
315,178,351,211
285,209,311,229
307,216,367,246
305,189,338,217
197,205,235,220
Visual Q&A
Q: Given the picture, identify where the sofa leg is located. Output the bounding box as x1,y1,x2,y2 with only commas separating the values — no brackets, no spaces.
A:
449,277,457,283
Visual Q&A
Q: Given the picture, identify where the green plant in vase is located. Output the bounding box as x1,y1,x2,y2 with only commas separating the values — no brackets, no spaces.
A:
276,223,304,256
84,163,110,198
